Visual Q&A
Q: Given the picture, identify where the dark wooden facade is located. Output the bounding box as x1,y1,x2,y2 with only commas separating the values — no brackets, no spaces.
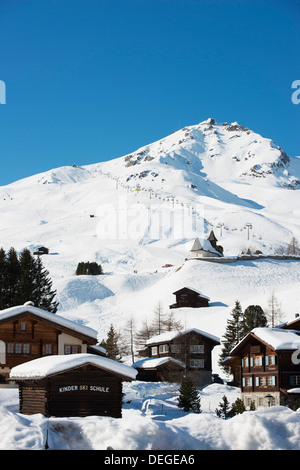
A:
12,357,136,418
169,287,209,309
134,358,185,383
224,328,300,409
139,329,219,386
0,306,98,383
33,246,49,255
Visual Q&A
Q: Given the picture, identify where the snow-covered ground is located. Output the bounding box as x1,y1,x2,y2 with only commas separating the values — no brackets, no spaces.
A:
0,119,300,450
1,382,300,450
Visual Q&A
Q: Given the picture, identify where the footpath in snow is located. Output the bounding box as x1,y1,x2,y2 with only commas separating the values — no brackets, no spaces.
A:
0,382,299,451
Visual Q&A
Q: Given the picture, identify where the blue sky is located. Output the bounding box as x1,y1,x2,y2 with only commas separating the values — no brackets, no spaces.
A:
0,0,299,186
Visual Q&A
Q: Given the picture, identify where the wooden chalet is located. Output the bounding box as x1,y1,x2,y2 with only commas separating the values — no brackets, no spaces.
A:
33,246,49,255
10,353,137,418
132,357,185,383
135,328,220,386
0,303,100,384
224,325,300,409
169,287,210,309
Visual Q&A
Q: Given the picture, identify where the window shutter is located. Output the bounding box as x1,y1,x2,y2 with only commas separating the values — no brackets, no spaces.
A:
271,376,276,386
255,377,259,386
265,355,269,366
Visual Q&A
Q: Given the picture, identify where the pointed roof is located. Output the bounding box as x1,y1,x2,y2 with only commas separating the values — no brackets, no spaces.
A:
190,237,203,251
190,237,222,256
207,230,218,242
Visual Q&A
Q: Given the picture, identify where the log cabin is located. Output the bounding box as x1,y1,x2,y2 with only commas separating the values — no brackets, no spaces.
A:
10,353,137,418
224,325,300,409
134,328,220,386
169,287,210,309
0,302,101,384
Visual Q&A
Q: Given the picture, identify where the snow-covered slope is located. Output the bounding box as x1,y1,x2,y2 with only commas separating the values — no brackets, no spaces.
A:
0,118,300,377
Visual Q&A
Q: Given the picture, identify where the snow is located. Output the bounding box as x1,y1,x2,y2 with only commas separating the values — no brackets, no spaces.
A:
252,327,300,350
0,119,300,450
0,304,98,340
10,353,137,380
0,382,300,450
145,328,220,346
132,357,185,369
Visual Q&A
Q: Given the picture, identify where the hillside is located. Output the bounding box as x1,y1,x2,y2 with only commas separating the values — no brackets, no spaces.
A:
0,118,300,376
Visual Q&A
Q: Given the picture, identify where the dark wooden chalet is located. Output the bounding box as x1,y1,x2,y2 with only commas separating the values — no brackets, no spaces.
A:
135,328,220,386
33,246,49,255
224,326,300,409
169,287,210,309
0,303,99,383
133,357,185,383
10,353,137,418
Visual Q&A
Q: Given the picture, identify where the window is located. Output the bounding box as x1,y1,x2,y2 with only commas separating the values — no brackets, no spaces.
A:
265,355,276,366
254,356,263,366
242,357,249,368
64,345,80,355
15,344,22,354
267,376,276,386
45,344,53,355
190,359,204,368
151,346,158,356
20,322,26,331
246,377,252,387
7,344,14,354
190,344,204,354
159,344,169,354
260,376,266,386
290,375,300,386
23,344,30,354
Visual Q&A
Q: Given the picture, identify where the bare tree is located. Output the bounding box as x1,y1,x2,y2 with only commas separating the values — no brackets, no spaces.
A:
265,292,283,327
287,237,300,255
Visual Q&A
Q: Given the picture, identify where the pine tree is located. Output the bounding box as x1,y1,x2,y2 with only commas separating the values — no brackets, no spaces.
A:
215,395,231,419
0,248,7,310
18,248,38,306
177,376,202,413
241,305,268,336
4,247,21,307
33,256,59,312
219,300,244,373
229,397,246,417
104,324,122,361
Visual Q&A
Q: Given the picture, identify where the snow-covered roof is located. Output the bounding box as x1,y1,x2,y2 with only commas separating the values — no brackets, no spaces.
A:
132,356,185,369
173,286,210,300
251,327,300,350
145,328,220,346
0,304,98,340
190,237,221,256
10,353,137,380
231,327,300,354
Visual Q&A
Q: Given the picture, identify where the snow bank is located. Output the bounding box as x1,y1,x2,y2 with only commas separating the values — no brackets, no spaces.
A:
0,383,300,450
10,353,137,380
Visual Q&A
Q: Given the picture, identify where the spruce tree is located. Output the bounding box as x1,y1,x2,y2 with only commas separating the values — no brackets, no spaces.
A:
5,247,21,307
0,248,7,310
219,300,244,373
178,376,202,413
229,397,246,417
33,256,59,312
215,395,231,419
104,324,122,361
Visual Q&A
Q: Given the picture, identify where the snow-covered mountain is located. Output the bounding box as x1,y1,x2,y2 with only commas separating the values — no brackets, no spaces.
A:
0,118,300,375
